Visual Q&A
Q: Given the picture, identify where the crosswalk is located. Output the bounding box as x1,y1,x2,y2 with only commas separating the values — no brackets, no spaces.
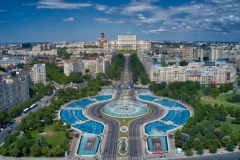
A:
103,156,146,160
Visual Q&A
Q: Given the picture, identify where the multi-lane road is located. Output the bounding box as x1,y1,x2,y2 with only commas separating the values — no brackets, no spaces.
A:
0,95,53,145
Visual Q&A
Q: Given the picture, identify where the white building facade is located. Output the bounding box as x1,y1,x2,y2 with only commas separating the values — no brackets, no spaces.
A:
64,61,85,76
103,35,151,50
138,51,236,85
29,64,46,84
8,49,58,56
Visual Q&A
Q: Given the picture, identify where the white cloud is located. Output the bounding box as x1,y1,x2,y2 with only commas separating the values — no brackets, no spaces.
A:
63,17,74,22
120,0,240,34
115,20,125,24
24,0,92,9
126,31,130,34
149,30,156,33
94,4,107,11
0,10,5,12
92,18,112,23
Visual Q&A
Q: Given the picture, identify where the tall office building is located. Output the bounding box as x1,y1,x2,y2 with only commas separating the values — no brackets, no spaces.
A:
182,47,194,59
211,47,219,60
0,70,30,111
29,64,46,84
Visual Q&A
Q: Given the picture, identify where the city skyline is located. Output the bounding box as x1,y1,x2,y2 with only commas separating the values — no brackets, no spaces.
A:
1,0,240,43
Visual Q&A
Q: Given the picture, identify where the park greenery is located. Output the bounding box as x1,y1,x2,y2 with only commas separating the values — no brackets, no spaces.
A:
0,71,115,157
45,63,90,85
149,81,240,154
130,54,150,85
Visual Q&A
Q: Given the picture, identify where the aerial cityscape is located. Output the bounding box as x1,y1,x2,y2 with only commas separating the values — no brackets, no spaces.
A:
1,0,240,160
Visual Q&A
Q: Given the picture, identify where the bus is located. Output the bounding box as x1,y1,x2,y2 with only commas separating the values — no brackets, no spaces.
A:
23,108,30,114
29,103,37,110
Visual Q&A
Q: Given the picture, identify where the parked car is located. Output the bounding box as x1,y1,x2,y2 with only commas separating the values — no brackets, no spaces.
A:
7,131,11,134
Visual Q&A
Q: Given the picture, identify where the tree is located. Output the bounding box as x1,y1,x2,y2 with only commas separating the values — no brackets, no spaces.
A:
36,136,48,147
196,148,203,155
58,119,64,126
220,124,232,137
209,145,217,154
226,142,235,152
52,145,64,157
30,144,41,156
42,146,50,156
212,138,222,148
9,143,20,157
179,60,188,66
85,69,90,74
0,111,7,125
66,123,71,129
184,150,193,156
222,136,231,147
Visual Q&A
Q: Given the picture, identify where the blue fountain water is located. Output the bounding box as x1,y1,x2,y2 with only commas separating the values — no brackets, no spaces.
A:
73,120,104,134
147,136,168,152
77,135,100,155
60,110,88,124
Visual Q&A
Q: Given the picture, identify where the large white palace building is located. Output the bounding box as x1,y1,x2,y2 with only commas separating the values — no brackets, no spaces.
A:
138,50,236,85
103,35,151,50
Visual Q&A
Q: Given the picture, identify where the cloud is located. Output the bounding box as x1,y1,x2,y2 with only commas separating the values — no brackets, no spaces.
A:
63,17,74,22
120,0,240,34
0,21,4,23
126,31,130,34
94,4,107,11
24,0,92,9
0,10,5,12
92,18,112,23
114,20,125,24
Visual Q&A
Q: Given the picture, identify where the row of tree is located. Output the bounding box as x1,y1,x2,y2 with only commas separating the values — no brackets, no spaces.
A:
104,54,124,80
130,54,150,85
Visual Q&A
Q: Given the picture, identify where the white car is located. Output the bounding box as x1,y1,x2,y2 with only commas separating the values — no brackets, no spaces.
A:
65,151,68,156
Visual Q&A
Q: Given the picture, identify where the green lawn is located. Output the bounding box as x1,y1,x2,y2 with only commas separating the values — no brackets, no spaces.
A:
30,124,66,147
215,118,240,133
201,93,240,109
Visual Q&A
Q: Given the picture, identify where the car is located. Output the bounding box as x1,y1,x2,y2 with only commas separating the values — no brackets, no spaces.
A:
65,151,68,156
7,131,11,134
42,104,44,107
8,126,13,129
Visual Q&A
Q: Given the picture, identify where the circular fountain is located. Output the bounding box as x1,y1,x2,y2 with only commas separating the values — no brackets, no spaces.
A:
102,100,148,118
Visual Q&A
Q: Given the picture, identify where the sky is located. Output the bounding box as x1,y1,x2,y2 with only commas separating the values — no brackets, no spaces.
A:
1,0,240,43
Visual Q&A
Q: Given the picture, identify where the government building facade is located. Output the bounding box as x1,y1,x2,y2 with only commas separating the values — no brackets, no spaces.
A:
103,35,151,50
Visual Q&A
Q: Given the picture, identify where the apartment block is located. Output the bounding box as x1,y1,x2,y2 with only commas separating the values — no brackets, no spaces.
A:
29,64,46,84
0,70,30,111
64,61,85,76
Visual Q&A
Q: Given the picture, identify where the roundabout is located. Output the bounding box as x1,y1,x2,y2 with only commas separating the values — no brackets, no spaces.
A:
57,54,191,159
